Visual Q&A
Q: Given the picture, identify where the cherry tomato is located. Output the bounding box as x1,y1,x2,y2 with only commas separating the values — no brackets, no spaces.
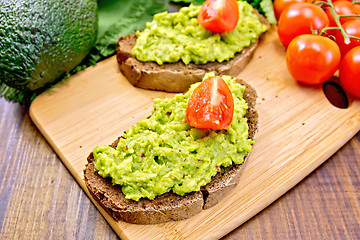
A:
273,0,307,20
278,3,329,48
286,34,341,85
325,1,360,26
198,0,239,33
339,46,360,98
333,19,360,57
186,76,234,129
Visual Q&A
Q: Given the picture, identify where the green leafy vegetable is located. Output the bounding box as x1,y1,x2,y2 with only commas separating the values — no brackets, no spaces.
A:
171,0,194,3
247,0,277,24
171,0,204,5
260,0,276,24
95,0,168,59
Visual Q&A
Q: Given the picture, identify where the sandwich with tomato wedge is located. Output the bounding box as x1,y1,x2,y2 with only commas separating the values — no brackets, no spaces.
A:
84,72,258,224
116,0,269,93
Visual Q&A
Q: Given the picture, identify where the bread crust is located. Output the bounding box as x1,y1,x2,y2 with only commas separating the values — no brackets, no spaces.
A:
84,79,258,224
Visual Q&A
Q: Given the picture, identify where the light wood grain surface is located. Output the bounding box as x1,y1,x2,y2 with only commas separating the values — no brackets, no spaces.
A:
1,97,360,239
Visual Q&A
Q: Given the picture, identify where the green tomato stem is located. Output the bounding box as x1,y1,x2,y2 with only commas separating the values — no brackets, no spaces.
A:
338,14,360,18
323,1,360,42
318,0,360,43
326,0,351,44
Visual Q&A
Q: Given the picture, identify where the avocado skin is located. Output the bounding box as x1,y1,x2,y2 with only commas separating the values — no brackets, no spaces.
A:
0,0,98,91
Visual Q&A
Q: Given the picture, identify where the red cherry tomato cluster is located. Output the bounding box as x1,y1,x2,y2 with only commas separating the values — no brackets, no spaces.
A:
275,0,360,98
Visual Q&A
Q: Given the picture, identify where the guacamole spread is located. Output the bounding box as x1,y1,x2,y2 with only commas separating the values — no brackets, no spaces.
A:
131,1,268,65
93,73,253,201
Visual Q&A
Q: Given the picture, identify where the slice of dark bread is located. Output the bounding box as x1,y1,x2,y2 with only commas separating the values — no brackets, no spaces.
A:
116,11,269,93
84,79,258,224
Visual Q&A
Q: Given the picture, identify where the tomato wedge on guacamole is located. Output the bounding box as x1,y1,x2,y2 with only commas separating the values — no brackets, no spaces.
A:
186,76,234,129
198,0,239,33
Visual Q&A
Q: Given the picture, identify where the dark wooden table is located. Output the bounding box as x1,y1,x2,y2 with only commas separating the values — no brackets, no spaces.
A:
0,97,359,239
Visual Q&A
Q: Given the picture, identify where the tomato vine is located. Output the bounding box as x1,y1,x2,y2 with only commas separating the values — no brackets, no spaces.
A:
319,0,360,44
276,0,360,99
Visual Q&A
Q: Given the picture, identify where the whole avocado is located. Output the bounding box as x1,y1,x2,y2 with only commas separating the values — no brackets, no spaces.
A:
0,0,97,91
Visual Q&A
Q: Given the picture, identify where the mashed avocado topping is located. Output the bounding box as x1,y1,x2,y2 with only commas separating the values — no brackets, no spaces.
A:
131,1,268,65
93,73,253,201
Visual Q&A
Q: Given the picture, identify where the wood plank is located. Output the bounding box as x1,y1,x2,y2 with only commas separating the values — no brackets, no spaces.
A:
29,26,360,239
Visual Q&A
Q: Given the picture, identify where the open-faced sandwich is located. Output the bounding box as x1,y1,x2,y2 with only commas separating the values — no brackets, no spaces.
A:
116,0,269,93
84,72,258,224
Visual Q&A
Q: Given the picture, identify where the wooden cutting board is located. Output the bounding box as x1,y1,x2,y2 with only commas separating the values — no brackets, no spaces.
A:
29,27,360,240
